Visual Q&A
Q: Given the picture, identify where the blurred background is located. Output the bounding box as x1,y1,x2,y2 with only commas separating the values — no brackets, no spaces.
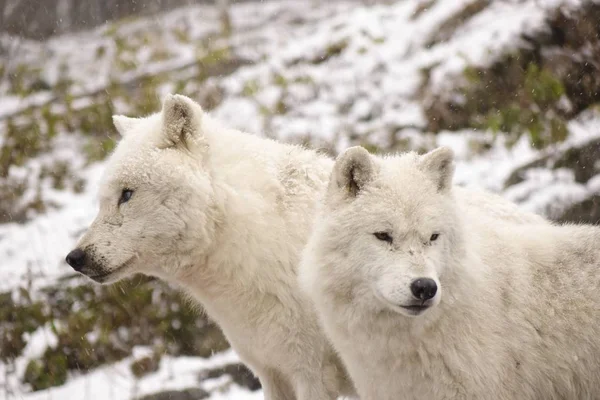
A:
1,0,600,398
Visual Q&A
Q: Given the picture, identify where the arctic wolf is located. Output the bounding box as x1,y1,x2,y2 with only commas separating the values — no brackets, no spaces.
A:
65,95,547,400
299,145,600,400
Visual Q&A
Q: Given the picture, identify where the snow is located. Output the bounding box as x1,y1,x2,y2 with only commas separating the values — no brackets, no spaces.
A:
2,0,600,398
1,1,593,302
0,158,104,292
21,324,59,361
586,174,600,193
206,0,586,156
426,1,549,92
8,349,262,400
0,0,595,323
498,111,600,216
443,132,540,192
504,168,589,217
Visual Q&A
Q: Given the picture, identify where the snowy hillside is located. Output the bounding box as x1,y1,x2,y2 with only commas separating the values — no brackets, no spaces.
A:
1,0,600,398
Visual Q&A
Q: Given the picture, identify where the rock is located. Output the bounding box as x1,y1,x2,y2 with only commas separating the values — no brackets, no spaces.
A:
422,2,600,138
424,0,489,47
136,388,209,400
201,363,261,392
192,323,231,358
503,133,600,224
554,137,600,184
556,195,600,225
504,136,600,189
503,155,552,189
130,354,161,378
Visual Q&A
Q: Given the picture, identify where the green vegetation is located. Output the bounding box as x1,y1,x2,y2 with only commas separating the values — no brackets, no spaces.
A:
172,27,191,44
242,79,260,97
424,2,600,150
6,64,46,96
0,25,245,223
3,3,599,394
425,56,570,149
0,277,229,391
360,143,380,154
474,63,568,149
310,38,349,64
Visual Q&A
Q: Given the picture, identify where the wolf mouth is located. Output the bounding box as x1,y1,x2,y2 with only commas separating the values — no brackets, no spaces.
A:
399,304,430,315
87,257,135,283
401,304,430,311
374,288,433,316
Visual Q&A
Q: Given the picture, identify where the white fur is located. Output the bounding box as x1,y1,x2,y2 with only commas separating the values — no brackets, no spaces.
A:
300,146,600,400
71,96,547,400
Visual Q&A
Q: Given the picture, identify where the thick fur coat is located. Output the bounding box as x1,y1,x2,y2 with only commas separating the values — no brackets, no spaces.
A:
299,146,600,400
67,95,548,400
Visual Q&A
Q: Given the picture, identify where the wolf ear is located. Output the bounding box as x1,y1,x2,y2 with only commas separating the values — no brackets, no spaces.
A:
418,147,455,193
331,146,376,198
112,115,140,136
161,94,204,150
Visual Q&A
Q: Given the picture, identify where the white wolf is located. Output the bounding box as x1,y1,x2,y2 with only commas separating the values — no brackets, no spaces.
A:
299,145,600,400
65,95,547,400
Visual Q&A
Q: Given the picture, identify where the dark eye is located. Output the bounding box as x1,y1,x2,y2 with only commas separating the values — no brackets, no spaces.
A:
430,233,440,242
374,232,393,244
119,189,133,205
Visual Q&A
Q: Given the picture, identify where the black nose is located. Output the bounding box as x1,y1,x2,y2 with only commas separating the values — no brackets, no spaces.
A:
66,248,87,271
410,278,437,301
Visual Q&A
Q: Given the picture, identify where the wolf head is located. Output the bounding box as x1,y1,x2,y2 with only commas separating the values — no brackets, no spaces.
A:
65,94,218,284
312,146,461,318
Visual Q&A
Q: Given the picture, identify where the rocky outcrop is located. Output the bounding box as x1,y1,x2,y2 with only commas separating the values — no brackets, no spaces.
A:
424,2,600,149
136,363,260,400
503,134,600,224
201,363,261,391
137,388,209,400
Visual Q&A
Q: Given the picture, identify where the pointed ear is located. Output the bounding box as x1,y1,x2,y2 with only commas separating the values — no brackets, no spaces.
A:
112,115,140,136
161,94,204,150
331,146,377,198
418,147,455,192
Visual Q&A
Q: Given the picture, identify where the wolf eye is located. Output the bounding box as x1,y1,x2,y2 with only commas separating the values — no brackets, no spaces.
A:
430,233,440,242
374,232,393,244
118,189,134,206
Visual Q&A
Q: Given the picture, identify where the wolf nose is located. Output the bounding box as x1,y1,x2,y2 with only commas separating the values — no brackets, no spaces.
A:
410,278,437,301
66,248,87,271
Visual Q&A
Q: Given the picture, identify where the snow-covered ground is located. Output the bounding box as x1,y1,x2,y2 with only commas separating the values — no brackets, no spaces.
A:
1,0,599,398
2,345,262,400
1,0,596,292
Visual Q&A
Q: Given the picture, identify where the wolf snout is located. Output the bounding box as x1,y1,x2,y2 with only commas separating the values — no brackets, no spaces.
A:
65,248,87,271
410,278,437,301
